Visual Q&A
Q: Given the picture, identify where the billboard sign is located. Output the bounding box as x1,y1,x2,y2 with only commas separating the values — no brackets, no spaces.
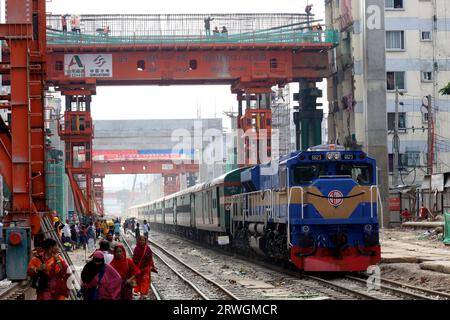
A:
64,54,113,78
93,149,195,161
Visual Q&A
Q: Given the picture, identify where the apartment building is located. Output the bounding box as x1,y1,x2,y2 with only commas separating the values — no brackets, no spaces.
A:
325,0,450,187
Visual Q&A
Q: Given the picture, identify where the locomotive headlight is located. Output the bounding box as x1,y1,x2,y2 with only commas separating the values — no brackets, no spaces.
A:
364,224,373,232
302,225,310,233
326,152,341,161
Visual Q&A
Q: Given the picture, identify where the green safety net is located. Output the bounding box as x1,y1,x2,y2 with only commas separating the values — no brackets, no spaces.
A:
46,14,339,46
46,154,67,221
47,29,339,46
444,212,450,245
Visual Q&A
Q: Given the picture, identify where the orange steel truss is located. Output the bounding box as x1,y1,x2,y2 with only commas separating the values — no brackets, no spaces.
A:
0,0,47,235
91,160,199,209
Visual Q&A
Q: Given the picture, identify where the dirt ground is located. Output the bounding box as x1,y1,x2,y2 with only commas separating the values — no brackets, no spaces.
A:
379,227,450,292
381,263,450,293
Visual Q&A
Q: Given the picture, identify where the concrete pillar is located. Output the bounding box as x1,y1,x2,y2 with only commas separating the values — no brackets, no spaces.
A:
362,0,390,227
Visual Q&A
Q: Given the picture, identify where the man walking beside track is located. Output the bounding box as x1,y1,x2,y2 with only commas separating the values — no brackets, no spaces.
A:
143,220,150,240
87,222,96,252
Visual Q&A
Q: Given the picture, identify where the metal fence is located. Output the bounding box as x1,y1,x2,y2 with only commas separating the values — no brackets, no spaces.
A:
46,14,339,46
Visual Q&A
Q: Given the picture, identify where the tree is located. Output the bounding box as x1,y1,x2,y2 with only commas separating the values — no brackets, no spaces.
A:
440,82,450,95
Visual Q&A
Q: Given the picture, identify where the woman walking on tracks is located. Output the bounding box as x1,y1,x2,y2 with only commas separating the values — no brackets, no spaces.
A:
110,244,140,300
80,251,122,300
132,235,157,300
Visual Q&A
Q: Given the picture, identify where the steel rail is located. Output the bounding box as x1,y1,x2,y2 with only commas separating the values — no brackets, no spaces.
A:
147,238,239,300
0,282,20,300
304,275,381,300
349,274,450,300
344,275,432,300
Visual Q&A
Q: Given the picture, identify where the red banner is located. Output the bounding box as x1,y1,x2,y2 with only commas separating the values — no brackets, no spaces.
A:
389,198,401,211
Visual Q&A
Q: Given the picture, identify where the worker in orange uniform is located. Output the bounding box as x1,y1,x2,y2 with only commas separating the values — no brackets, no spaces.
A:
28,238,70,300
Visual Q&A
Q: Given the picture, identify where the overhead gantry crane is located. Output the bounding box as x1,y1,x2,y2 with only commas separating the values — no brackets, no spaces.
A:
0,3,338,279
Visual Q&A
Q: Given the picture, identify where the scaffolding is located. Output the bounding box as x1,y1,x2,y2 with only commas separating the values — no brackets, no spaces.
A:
46,14,339,46
271,85,292,157
45,97,67,220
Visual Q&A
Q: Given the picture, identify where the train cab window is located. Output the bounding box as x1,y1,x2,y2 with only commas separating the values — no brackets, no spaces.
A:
292,164,328,185
336,163,373,185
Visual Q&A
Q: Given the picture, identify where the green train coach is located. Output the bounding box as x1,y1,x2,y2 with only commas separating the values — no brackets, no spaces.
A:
129,168,247,243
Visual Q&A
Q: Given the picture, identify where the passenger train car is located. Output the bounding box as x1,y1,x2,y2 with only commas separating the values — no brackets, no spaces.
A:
128,144,381,272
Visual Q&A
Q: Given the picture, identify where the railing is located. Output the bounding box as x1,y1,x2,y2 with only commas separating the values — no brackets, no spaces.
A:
46,14,339,46
287,187,304,249
230,189,273,235
370,185,378,219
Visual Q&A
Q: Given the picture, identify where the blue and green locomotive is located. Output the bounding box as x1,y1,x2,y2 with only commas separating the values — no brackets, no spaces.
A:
129,144,381,272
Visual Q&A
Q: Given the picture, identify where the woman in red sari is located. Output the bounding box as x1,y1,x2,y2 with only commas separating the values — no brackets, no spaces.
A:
110,244,140,300
132,235,157,300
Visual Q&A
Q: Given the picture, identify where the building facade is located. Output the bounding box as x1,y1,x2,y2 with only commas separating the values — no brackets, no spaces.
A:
325,0,450,188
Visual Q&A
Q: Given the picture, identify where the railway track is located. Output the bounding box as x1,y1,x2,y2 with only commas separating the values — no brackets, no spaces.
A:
0,282,30,300
146,229,450,300
130,231,381,300
122,232,238,300
346,274,450,300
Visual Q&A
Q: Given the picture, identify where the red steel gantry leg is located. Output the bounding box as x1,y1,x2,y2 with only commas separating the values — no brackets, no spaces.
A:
1,0,47,235
58,93,95,216
93,175,105,216
236,89,272,166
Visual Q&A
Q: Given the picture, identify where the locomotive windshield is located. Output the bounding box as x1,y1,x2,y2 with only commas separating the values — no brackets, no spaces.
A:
292,164,328,184
291,163,374,185
335,163,373,185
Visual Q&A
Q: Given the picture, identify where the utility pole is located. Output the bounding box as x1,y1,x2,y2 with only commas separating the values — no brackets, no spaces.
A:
392,88,400,187
426,94,433,216
427,95,433,175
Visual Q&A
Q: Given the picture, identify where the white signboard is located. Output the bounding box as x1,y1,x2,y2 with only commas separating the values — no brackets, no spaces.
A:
217,236,230,245
431,174,444,192
162,164,174,171
64,54,113,78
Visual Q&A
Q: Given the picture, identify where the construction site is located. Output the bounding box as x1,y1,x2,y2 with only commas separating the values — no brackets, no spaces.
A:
0,0,449,309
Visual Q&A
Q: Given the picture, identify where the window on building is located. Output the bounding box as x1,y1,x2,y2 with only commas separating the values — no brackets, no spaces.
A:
388,153,404,173
421,71,433,82
387,112,406,131
387,72,406,91
422,111,429,123
386,31,405,50
421,31,432,41
404,151,420,167
386,0,404,9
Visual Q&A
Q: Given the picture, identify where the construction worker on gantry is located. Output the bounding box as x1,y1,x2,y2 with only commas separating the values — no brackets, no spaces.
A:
204,16,214,36
305,4,313,30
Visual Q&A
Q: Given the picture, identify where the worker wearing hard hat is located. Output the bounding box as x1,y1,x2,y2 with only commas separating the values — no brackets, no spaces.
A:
101,219,109,237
